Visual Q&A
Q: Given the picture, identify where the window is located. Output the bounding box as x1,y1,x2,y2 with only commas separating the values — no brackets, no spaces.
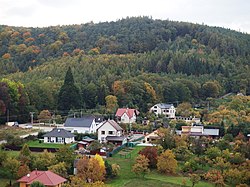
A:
154,106,157,108
101,131,105,135
108,131,114,135
57,137,64,143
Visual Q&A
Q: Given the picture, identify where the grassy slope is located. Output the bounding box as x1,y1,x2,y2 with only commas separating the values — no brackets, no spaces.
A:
106,146,213,187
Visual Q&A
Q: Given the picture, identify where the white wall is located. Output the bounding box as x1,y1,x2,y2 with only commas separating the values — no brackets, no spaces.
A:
97,122,121,142
150,105,176,118
43,136,75,144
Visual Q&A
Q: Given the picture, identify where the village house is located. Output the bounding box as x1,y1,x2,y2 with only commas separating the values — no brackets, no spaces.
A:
17,170,67,187
179,124,219,138
115,108,139,124
43,128,75,144
150,103,176,118
144,130,160,144
175,116,201,124
64,116,97,133
97,120,127,145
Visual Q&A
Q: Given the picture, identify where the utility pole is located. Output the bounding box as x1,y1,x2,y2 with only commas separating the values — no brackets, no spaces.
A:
30,112,35,125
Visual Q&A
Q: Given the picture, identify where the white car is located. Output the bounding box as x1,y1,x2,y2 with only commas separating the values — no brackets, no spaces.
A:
25,124,33,129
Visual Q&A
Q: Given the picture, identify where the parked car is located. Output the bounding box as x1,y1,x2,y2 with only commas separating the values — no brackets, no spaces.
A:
25,124,33,129
13,121,19,127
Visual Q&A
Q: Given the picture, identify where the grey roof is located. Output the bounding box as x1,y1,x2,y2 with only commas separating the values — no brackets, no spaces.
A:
97,120,123,131
203,129,219,136
64,117,95,128
106,136,126,141
43,128,75,138
82,136,95,142
156,103,174,109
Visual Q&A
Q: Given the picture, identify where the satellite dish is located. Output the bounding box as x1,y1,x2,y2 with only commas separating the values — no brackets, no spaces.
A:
27,174,30,177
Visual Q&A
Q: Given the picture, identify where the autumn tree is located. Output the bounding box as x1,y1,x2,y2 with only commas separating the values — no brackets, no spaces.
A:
202,80,221,98
87,157,106,182
224,168,244,186
19,143,32,165
57,67,81,113
176,102,193,117
63,176,105,187
132,154,150,178
105,95,118,113
17,164,30,178
38,110,52,123
139,146,158,168
3,157,20,179
55,145,75,173
189,174,201,187
205,169,225,187
94,154,105,169
33,149,56,170
48,162,68,178
111,163,120,177
76,156,89,180
205,147,221,160
157,127,176,150
157,149,177,174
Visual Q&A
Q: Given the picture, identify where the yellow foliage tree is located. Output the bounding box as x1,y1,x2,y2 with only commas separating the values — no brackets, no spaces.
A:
94,154,105,169
105,95,118,113
157,149,177,174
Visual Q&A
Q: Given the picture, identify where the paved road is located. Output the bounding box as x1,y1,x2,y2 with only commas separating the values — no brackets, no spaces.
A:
19,123,63,132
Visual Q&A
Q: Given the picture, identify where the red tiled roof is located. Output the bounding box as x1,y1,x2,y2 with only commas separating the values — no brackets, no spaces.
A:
115,108,139,119
17,170,67,186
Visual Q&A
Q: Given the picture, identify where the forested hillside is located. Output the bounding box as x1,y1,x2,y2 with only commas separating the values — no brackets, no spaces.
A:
0,17,250,123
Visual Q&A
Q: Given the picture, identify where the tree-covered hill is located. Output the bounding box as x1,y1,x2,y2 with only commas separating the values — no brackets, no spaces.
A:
1,16,250,72
0,17,250,123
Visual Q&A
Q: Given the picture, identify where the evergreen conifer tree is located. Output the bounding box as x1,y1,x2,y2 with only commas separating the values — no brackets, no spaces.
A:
57,67,81,113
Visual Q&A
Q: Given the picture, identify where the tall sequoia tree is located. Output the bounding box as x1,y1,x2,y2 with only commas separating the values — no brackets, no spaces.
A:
57,67,81,113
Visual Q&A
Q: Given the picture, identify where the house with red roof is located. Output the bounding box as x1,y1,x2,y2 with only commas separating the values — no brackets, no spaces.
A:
17,170,67,187
115,108,139,124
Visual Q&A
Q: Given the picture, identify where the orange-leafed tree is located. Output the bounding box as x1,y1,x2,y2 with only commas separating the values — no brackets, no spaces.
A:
132,154,150,178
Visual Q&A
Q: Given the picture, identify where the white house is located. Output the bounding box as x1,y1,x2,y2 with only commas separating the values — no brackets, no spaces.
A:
181,125,219,138
150,103,176,118
64,116,97,134
175,116,201,124
43,128,75,144
97,120,126,145
115,108,139,124
144,130,160,144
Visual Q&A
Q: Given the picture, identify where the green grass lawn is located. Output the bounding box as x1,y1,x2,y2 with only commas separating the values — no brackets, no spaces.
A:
106,146,213,187
4,150,20,158
26,140,65,148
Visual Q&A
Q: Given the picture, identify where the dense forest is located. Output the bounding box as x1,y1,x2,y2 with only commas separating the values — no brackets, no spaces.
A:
0,17,250,123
